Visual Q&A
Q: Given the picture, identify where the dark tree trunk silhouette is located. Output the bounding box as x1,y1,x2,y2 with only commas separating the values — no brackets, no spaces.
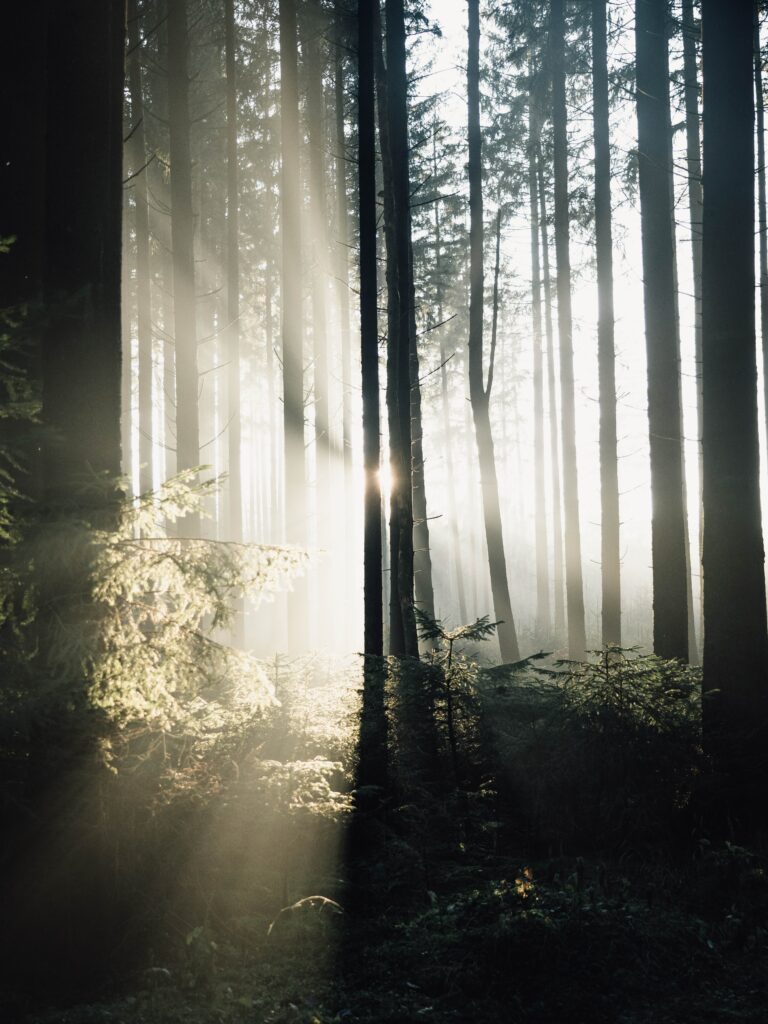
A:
357,0,386,796
224,0,245,645
127,0,153,497
754,7,768,442
121,217,133,490
529,91,550,642
433,130,468,625
537,145,566,645
168,0,199,535
551,0,586,660
360,0,383,660
334,6,354,534
225,0,242,545
374,10,403,655
467,0,520,664
635,0,688,661
279,0,307,646
701,0,768,816
42,0,123,500
378,0,419,659
305,7,332,632
592,0,621,648
682,0,704,653
408,239,437,646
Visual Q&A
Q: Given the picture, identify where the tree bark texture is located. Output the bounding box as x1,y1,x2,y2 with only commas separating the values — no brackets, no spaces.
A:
537,146,566,644
305,6,334,645
279,0,307,645
334,8,355,524
357,0,387,798
701,0,768,815
127,0,153,496
592,0,621,648
682,0,703,500
359,0,383,659
379,0,419,659
635,0,689,661
225,0,242,544
433,131,468,625
529,92,550,642
408,238,438,647
754,8,768,446
467,0,520,663
551,0,587,659
168,0,199,534
42,0,124,501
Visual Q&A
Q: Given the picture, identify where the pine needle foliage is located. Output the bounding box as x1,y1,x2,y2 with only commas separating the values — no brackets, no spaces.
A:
481,648,703,851
414,609,501,788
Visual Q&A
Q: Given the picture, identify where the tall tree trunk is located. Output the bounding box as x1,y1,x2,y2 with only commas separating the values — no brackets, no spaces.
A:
529,92,550,642
224,0,245,645
121,216,134,490
305,7,332,633
127,0,153,496
168,0,199,535
551,0,586,659
266,248,278,538
42,0,123,503
334,2,354,529
378,0,418,658
374,7,402,655
335,9,355,651
701,0,768,819
592,0,621,648
433,130,468,625
680,0,704,665
467,0,520,664
225,0,242,544
160,245,177,486
408,240,437,643
682,0,703,508
754,7,768,441
279,0,307,647
537,146,566,644
360,0,383,660
358,0,387,801
635,0,688,660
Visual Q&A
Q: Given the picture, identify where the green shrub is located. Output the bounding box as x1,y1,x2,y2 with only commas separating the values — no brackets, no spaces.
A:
481,649,702,852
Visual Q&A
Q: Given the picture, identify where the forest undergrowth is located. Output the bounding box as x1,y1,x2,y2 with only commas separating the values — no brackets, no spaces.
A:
5,636,768,1024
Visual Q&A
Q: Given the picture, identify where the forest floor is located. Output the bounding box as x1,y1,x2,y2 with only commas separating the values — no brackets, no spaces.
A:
10,655,768,1024
22,839,768,1024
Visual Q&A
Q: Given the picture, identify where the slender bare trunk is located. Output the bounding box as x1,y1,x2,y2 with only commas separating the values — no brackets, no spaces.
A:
128,0,153,496
754,7,768,442
551,0,586,659
701,0,768,823
409,239,437,643
635,0,688,660
305,10,332,637
376,0,419,658
225,0,242,544
359,0,383,659
592,0,621,648
168,0,199,535
433,130,468,624
537,146,565,644
467,0,520,663
529,93,550,642
279,0,307,647
334,3,354,523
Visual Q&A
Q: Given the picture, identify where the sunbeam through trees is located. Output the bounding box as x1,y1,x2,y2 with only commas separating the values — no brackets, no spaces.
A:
2,1,768,1021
